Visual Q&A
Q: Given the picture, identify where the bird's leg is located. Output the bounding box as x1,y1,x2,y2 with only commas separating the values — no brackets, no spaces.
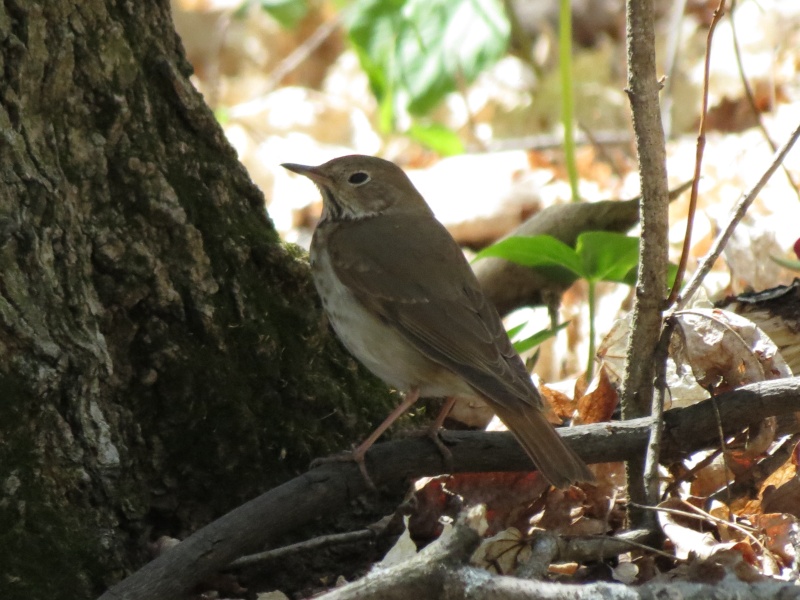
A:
426,397,456,471
311,388,421,490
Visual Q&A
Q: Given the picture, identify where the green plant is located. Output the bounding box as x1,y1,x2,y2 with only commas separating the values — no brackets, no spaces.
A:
250,0,309,28
558,0,579,202
507,320,570,355
771,238,800,271
476,231,643,378
346,0,509,147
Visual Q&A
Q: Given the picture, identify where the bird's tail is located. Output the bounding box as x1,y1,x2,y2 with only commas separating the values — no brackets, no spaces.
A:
492,403,594,488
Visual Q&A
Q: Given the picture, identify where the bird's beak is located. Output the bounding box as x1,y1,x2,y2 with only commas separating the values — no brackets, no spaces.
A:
281,163,331,184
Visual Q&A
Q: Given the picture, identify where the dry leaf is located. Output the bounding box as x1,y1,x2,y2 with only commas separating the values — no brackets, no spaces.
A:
753,513,799,567
540,382,578,422
762,475,800,517
471,527,530,574
659,505,718,560
596,316,631,385
717,280,800,376
672,308,791,395
418,472,550,537
575,364,619,424
534,487,588,532
611,561,639,584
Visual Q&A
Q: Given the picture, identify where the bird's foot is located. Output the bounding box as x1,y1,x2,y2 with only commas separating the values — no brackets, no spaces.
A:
426,427,454,473
402,425,455,472
310,449,377,491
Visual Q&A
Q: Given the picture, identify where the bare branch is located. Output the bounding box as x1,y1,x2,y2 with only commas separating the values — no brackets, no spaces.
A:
98,378,800,600
666,0,726,307
677,120,800,308
622,0,671,529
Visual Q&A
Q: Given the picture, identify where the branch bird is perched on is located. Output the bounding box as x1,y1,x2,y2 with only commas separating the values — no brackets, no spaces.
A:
283,155,593,488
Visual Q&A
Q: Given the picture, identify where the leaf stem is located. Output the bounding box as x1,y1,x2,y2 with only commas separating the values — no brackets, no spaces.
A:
559,0,580,202
586,280,596,379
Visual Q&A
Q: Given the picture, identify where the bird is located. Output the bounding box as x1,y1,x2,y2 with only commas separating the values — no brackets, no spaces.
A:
282,155,594,488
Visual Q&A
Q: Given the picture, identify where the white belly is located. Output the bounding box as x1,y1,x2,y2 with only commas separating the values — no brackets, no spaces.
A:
310,245,473,398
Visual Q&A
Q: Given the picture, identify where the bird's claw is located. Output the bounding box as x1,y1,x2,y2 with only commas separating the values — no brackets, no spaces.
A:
310,451,378,491
427,427,454,473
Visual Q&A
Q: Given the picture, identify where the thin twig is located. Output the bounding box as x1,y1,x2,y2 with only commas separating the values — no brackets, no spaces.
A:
630,502,768,556
229,13,343,119
644,320,674,507
227,529,376,569
666,0,727,307
678,501,781,566
663,447,723,498
266,16,342,92
710,395,735,519
631,502,752,532
730,0,800,202
676,119,800,309
708,432,800,504
582,534,684,563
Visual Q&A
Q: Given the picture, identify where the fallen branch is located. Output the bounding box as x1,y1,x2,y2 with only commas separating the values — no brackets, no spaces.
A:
437,565,799,600
320,521,797,600
98,377,800,600
318,514,482,600
516,528,667,581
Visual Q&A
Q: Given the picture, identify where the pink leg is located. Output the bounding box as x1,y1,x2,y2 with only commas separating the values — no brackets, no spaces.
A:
351,387,421,462
430,396,457,432
427,397,456,471
313,388,421,489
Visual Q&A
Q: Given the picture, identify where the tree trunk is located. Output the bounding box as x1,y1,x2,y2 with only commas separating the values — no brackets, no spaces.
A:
0,2,395,598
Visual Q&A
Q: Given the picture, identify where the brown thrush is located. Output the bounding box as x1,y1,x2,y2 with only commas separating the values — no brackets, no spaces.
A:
283,155,593,488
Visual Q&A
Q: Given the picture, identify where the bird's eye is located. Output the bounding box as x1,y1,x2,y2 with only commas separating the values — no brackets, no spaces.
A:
347,172,370,186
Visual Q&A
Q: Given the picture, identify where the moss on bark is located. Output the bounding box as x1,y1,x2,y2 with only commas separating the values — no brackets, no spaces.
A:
0,1,397,597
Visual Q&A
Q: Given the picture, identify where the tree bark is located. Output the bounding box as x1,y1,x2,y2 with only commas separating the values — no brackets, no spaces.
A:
0,2,395,598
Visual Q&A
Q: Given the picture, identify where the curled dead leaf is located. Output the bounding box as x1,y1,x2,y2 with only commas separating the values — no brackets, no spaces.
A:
671,308,791,395
471,527,531,574
575,364,619,425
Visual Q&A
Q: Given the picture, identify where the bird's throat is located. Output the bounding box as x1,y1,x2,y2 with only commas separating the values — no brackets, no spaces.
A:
319,186,343,222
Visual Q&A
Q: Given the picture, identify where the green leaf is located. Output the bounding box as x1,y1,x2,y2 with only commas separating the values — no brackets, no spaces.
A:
575,232,640,283
407,123,464,155
348,0,402,126
512,321,569,354
347,0,509,123
667,262,680,289
505,322,526,340
475,235,585,278
771,255,800,272
256,0,309,28
213,106,230,125
622,261,679,289
621,264,637,287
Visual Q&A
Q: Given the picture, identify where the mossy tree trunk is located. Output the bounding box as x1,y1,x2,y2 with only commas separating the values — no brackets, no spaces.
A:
0,2,395,598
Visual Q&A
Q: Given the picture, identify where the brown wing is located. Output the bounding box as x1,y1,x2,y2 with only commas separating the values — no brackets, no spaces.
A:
327,213,541,411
